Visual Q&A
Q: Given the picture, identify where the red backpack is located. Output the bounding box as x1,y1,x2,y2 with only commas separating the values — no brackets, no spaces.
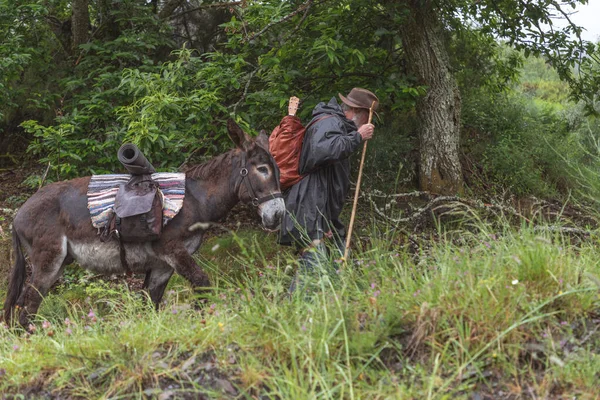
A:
269,115,331,190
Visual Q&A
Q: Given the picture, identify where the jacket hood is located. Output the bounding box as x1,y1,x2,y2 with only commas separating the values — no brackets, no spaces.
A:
312,97,357,132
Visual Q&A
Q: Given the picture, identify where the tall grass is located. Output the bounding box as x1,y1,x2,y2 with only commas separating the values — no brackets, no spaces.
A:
1,222,599,398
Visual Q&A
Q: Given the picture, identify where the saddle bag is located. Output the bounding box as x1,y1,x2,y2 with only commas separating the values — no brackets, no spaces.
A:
109,175,163,242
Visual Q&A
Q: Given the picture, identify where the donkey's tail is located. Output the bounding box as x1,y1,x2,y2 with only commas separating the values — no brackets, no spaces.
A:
3,228,26,324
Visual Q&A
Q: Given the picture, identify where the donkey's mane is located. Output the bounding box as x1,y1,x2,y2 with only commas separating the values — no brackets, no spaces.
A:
183,150,236,180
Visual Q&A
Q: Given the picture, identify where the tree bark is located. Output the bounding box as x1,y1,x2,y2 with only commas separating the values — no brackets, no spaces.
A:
396,0,464,195
71,0,90,51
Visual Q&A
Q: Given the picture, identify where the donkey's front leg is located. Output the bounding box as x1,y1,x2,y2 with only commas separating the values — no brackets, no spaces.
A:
160,246,211,296
143,263,175,309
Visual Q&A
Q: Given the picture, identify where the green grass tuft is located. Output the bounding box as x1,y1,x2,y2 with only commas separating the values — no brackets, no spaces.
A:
1,221,599,398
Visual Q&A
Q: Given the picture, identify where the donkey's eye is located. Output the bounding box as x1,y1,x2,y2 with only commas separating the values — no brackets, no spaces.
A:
257,166,269,175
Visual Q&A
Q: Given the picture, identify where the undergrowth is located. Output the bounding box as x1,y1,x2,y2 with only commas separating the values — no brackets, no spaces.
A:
1,221,599,398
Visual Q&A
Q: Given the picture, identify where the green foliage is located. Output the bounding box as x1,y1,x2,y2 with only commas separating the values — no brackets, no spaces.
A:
222,0,417,127
21,120,95,181
116,48,239,165
0,1,58,127
5,0,423,180
456,53,600,199
556,110,600,207
0,37,32,124
454,0,600,111
518,56,570,107
2,0,600,200
452,33,523,95
0,0,411,178
3,0,178,179
462,89,581,197
1,223,599,397
457,52,600,199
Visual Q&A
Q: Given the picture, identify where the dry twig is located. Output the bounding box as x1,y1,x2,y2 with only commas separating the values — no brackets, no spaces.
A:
367,190,532,231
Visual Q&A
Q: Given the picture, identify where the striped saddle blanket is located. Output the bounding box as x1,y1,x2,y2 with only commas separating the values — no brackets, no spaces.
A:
87,173,185,229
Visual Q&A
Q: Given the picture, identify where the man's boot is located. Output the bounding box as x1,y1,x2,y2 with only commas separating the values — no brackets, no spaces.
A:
289,241,328,295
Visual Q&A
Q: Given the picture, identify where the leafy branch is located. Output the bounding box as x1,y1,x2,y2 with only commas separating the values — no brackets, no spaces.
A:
244,0,316,42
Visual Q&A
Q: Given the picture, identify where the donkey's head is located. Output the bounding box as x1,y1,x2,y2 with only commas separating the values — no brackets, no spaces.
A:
228,119,285,231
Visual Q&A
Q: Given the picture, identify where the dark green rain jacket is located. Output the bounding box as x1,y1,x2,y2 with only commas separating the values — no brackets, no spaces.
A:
279,97,363,246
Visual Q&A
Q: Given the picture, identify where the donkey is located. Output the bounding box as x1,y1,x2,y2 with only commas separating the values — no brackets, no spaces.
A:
4,120,285,327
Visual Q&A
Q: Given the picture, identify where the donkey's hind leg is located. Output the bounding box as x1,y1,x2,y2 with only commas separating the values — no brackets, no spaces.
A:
17,235,68,328
143,264,174,309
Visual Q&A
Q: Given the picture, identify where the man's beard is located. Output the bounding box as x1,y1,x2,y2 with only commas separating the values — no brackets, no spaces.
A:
351,114,366,126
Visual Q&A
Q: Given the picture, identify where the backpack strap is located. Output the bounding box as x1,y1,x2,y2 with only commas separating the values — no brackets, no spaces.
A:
306,114,334,130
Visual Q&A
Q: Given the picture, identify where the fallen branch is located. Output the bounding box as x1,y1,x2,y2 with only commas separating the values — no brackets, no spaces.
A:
366,190,600,239
367,190,531,230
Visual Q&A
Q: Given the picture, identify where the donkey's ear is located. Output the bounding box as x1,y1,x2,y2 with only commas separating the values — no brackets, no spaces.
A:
227,119,251,149
255,130,270,152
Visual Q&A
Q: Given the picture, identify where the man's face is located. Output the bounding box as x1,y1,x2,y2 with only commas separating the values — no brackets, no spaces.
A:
345,108,368,127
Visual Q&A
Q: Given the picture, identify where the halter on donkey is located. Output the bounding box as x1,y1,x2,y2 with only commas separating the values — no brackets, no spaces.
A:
4,119,285,328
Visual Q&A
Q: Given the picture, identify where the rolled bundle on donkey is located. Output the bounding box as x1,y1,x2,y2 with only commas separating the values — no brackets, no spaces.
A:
106,144,163,243
4,120,285,328
118,143,156,175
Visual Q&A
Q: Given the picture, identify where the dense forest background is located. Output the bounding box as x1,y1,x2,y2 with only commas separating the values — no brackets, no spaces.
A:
2,1,600,398
1,0,600,202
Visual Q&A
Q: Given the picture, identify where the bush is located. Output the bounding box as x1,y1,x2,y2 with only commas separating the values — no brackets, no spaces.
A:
358,112,419,193
461,90,583,198
19,47,246,182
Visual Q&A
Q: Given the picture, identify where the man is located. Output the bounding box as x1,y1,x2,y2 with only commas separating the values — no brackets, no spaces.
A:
279,88,378,291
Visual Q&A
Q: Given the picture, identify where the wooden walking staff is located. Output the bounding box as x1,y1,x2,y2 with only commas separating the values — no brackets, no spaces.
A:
343,101,375,261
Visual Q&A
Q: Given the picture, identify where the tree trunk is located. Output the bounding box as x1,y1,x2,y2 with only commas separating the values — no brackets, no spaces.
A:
396,0,463,195
71,0,90,51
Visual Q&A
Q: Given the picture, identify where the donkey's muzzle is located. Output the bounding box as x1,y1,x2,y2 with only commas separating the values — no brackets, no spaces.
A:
260,198,285,231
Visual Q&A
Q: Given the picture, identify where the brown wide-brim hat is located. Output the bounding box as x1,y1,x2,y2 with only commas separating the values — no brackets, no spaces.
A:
339,88,379,113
